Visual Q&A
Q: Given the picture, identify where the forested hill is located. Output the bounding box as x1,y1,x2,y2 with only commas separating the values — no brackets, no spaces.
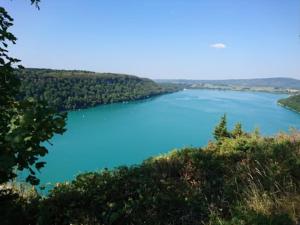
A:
278,94,300,113
17,68,181,111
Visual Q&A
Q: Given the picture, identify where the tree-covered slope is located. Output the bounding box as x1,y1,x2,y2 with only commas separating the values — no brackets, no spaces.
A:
17,68,180,111
278,94,300,113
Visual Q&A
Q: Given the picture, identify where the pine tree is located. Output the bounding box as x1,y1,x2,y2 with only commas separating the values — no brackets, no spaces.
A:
213,114,230,141
231,122,243,138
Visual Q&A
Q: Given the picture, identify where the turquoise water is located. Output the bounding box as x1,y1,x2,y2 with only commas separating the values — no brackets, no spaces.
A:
34,90,300,186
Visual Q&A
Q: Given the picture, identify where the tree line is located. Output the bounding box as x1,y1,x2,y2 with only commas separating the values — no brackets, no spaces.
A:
17,68,181,111
278,94,300,113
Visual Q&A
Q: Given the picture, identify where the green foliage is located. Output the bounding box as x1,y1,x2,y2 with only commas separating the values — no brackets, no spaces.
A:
11,127,297,225
1,98,66,185
17,68,181,111
0,184,40,225
30,0,41,8
213,114,230,141
279,94,300,113
231,122,243,138
1,121,300,224
0,2,66,186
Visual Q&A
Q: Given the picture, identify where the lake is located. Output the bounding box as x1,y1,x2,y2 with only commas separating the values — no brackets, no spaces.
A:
34,89,300,186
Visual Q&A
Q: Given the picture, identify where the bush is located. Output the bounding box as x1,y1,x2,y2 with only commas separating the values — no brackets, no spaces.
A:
2,123,300,225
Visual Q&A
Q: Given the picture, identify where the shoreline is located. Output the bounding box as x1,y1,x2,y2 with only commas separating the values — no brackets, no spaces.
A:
277,102,300,114
185,87,298,95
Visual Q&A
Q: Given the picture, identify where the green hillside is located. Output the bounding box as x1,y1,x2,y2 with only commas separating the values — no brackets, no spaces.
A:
17,68,181,111
278,94,300,113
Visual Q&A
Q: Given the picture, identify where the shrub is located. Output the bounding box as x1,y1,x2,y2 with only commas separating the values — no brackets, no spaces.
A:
2,122,300,225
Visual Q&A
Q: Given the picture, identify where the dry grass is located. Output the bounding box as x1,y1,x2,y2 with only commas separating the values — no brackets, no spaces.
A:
244,176,300,223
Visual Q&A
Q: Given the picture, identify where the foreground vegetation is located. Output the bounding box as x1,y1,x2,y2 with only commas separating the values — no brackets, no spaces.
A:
279,94,300,113
17,68,181,111
0,1,66,187
1,118,300,225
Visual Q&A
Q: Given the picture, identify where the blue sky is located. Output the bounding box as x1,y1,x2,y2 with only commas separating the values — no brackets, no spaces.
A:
2,0,300,79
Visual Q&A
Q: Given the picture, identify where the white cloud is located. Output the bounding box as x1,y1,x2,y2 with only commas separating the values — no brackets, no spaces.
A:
210,43,226,49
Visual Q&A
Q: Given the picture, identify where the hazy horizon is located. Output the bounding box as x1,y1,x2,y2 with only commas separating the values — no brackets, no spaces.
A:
3,0,300,80
25,66,300,81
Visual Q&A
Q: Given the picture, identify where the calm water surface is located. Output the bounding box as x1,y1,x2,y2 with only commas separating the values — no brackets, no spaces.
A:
33,90,300,186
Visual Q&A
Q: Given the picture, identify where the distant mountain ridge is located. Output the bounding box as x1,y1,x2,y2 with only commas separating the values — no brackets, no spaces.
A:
157,77,300,89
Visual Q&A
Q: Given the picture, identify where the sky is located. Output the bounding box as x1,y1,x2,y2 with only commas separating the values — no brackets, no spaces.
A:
2,0,300,79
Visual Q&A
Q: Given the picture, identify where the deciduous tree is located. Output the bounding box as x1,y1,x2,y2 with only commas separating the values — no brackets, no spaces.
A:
0,0,66,185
